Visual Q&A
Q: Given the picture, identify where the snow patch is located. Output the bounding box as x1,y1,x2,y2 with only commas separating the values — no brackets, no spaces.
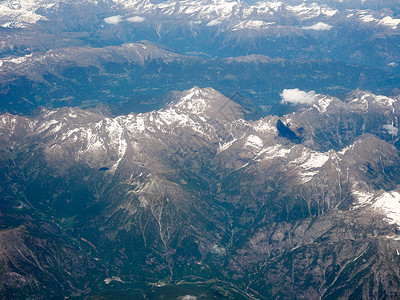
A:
175,88,215,115
321,8,337,18
36,119,59,134
245,135,263,150
232,20,274,31
373,192,400,227
260,145,291,160
291,150,330,183
217,138,237,154
253,119,277,134
352,189,374,207
314,97,333,113
359,14,377,23
105,119,127,172
301,152,329,169
6,56,30,64
379,16,400,29
374,95,395,107
206,19,222,26
286,3,322,20
0,3,47,28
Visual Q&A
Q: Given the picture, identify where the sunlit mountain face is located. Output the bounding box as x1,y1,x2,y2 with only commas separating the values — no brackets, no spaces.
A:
1,0,400,299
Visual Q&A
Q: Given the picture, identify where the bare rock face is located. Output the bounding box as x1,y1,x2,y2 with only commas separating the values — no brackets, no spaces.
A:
1,87,400,298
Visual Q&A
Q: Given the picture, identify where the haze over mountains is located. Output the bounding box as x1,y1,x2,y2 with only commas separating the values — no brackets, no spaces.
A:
1,0,400,299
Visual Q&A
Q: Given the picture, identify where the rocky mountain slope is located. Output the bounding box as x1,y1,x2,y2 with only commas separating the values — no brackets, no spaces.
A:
1,87,400,298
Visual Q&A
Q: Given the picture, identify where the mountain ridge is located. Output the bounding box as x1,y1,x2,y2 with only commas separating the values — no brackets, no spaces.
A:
1,87,400,299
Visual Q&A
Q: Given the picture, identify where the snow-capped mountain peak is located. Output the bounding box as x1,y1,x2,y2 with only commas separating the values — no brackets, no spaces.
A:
346,90,398,112
172,86,246,122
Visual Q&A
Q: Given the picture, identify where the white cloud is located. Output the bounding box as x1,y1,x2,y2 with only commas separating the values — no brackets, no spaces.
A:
127,16,145,23
178,296,197,300
281,89,317,105
383,124,398,136
104,15,122,25
206,20,222,26
302,22,333,31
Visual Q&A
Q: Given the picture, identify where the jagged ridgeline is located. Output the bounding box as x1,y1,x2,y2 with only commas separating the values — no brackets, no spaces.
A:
1,87,400,299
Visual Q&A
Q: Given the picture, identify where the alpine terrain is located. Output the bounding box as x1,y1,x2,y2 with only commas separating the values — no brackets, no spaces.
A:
0,0,400,299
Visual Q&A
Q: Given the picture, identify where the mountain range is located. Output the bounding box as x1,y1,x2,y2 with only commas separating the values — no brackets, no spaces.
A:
2,87,400,298
1,41,399,116
0,0,399,70
1,0,400,299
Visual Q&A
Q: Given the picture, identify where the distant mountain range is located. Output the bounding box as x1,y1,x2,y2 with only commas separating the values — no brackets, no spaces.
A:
0,0,399,119
0,41,399,115
0,0,399,70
